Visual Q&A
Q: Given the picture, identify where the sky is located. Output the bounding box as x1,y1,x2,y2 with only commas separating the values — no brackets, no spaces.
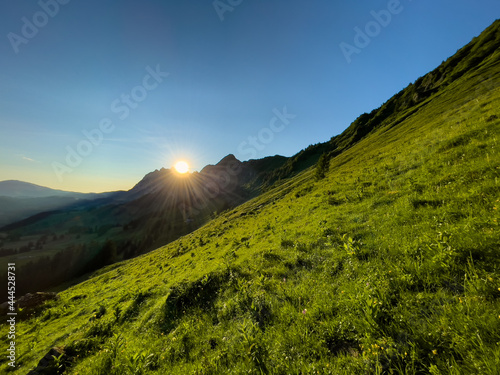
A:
0,0,499,193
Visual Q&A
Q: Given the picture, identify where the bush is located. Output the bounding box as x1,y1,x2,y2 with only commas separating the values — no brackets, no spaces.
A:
315,152,329,180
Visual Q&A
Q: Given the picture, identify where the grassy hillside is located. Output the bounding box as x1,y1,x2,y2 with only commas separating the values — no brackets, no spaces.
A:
2,23,500,375
3,19,498,302
0,154,287,300
261,19,500,187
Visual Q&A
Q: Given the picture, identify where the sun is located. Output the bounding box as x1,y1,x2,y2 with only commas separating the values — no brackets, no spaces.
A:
174,160,189,174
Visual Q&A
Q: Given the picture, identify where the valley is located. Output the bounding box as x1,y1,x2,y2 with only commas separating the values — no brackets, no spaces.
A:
1,17,499,375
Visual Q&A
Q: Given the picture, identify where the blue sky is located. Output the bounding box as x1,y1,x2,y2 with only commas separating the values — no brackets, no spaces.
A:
1,0,499,193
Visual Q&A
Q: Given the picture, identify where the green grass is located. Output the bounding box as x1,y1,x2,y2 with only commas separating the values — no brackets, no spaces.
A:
2,24,500,375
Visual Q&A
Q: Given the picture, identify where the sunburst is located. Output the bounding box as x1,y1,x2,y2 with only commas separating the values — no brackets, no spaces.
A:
174,161,189,174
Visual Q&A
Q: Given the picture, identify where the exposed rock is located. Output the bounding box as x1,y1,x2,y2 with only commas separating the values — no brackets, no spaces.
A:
0,292,59,319
17,292,59,309
27,347,66,375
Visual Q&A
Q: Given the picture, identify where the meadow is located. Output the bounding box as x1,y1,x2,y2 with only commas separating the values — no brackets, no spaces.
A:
1,21,500,375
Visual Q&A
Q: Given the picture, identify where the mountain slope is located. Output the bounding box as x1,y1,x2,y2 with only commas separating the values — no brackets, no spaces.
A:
260,19,500,186
0,180,86,198
0,181,121,227
1,20,500,375
0,155,289,299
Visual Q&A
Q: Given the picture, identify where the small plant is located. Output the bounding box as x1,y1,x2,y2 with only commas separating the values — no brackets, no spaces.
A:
108,333,124,359
126,351,156,375
84,319,114,339
341,234,358,256
113,305,122,321
50,352,66,374
237,319,268,372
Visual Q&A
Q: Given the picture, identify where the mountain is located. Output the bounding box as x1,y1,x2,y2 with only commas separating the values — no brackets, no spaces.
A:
1,19,500,374
125,154,288,201
259,18,500,185
0,196,80,228
0,180,90,198
0,181,121,228
0,154,289,297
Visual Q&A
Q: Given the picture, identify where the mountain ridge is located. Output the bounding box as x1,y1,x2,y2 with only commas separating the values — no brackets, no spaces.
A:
1,19,499,301
0,181,123,228
0,180,106,198
258,19,500,186
1,19,500,374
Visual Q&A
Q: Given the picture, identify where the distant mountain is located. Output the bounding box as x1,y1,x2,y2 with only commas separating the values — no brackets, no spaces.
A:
0,154,288,231
0,180,121,228
0,180,87,198
0,153,290,297
116,154,289,225
4,20,500,375
126,154,287,198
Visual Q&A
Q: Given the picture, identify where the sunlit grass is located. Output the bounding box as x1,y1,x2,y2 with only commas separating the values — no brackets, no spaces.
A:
2,25,500,375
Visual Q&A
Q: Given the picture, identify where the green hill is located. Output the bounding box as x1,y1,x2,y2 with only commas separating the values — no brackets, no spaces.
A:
2,20,500,375
0,154,288,301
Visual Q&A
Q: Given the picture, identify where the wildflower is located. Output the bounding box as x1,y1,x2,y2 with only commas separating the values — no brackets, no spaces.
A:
432,349,438,355
302,309,307,315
